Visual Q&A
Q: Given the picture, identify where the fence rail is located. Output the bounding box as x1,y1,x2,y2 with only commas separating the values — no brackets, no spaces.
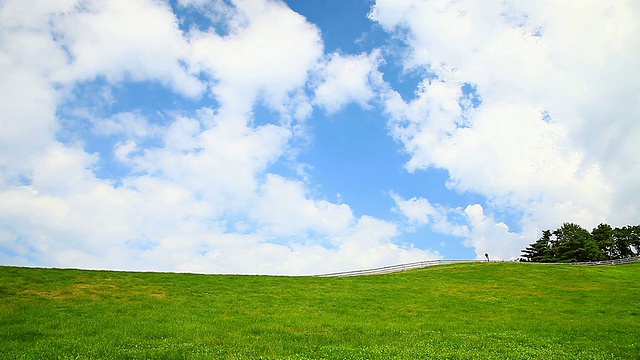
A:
562,256,640,266
315,259,494,277
315,256,640,277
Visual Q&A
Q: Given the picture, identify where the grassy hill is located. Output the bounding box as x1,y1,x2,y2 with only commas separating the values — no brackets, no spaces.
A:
1,262,639,359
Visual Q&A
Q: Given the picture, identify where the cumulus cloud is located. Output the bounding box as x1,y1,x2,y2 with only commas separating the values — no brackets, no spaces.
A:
121,109,292,207
391,192,438,226
331,216,441,271
253,175,355,238
371,0,640,256
391,192,469,238
0,0,439,275
188,0,323,116
462,204,526,261
391,193,525,260
54,0,204,98
0,8,65,185
4,0,637,271
313,51,384,113
93,112,162,139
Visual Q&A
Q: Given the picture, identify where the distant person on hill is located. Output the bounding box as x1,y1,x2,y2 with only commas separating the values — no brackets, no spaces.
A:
485,253,490,262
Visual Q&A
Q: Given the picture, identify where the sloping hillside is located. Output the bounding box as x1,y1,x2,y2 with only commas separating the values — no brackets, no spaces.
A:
1,262,638,359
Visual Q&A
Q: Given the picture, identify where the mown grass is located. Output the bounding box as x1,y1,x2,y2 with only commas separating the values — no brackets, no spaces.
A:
1,262,639,359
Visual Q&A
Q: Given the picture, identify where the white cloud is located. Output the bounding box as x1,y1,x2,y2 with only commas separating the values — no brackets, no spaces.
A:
0,65,59,185
0,156,439,275
0,0,443,274
253,175,355,238
2,0,636,273
331,216,441,272
28,143,102,196
54,0,204,98
189,0,323,116
382,76,464,173
313,51,384,113
391,192,437,226
0,17,65,185
390,192,469,238
94,112,161,139
462,204,526,261
371,0,640,258
390,192,526,260
0,154,147,269
124,110,292,210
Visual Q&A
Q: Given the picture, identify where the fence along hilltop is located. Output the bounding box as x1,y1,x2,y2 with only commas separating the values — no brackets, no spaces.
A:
315,256,640,277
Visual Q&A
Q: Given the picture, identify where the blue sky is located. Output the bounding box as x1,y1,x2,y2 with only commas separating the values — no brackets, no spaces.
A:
1,0,639,274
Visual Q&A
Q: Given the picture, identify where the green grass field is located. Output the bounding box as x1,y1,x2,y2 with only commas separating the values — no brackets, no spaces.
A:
1,262,639,359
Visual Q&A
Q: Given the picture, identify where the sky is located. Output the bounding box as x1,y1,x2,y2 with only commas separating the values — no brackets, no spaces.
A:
1,0,639,275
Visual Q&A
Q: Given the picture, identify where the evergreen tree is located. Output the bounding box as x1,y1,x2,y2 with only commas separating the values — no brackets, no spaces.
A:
592,223,614,259
552,223,599,262
521,230,552,262
613,226,637,258
521,223,638,263
628,225,640,256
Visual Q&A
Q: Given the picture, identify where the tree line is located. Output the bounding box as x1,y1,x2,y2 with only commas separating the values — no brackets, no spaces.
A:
521,223,640,262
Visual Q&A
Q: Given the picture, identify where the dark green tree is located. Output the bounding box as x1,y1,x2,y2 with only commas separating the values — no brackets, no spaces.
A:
613,226,637,258
521,230,552,262
521,223,638,263
631,225,640,256
591,223,614,259
552,223,602,262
